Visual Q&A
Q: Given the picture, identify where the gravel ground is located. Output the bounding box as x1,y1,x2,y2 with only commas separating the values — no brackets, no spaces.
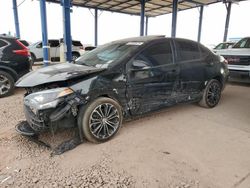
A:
0,83,249,188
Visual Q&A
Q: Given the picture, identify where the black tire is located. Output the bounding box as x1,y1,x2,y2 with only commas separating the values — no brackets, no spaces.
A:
72,52,80,61
77,97,123,143
199,79,222,108
0,71,15,98
31,53,36,64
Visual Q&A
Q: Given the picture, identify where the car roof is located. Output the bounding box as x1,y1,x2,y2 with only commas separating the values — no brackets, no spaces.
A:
114,35,166,43
113,36,201,45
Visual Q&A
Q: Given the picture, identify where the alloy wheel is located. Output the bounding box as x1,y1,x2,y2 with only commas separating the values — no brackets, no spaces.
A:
0,75,11,95
206,81,221,107
89,103,120,140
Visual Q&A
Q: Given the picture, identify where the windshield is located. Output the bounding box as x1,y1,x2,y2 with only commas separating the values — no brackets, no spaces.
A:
76,42,141,68
233,38,250,48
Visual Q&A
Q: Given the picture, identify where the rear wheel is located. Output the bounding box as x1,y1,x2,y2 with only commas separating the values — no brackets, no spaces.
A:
31,53,36,64
78,97,123,143
199,79,222,108
0,71,15,97
72,52,80,61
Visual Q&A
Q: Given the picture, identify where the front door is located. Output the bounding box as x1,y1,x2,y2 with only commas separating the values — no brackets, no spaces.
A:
126,40,180,116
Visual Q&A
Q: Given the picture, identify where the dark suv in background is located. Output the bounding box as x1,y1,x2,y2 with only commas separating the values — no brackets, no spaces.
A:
0,35,32,97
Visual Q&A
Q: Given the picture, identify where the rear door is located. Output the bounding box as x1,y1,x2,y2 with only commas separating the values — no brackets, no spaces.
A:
126,40,180,115
174,39,205,96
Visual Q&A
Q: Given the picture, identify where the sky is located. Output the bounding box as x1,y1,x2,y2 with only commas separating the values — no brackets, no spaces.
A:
0,0,250,47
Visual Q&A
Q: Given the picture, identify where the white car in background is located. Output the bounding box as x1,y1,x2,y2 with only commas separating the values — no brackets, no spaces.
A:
29,39,85,63
215,37,250,82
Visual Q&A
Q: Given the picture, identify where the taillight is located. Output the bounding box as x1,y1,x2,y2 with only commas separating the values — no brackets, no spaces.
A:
13,40,31,57
224,59,228,64
80,46,84,50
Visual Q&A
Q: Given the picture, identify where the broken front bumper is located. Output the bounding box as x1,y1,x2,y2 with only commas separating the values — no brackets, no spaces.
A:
16,96,84,136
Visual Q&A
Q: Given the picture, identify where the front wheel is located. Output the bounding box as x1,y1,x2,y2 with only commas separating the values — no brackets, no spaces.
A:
199,79,222,108
78,97,123,143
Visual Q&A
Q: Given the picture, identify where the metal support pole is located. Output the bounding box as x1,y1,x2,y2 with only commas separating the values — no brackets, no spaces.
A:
39,0,50,66
12,0,20,38
94,8,98,46
140,0,145,36
223,2,232,42
145,16,149,36
197,5,204,42
61,0,72,62
171,0,178,38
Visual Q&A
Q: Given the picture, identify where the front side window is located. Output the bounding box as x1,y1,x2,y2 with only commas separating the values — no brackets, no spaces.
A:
129,41,173,81
175,40,200,62
134,41,173,67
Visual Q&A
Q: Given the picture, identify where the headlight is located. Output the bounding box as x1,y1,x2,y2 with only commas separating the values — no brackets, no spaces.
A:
24,87,74,113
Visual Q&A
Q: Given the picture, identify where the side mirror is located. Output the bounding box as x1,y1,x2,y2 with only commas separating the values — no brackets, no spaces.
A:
228,45,233,49
132,60,149,69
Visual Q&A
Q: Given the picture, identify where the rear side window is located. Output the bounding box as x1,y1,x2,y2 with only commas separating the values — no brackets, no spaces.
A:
0,40,8,48
135,41,173,67
72,41,83,47
175,40,200,62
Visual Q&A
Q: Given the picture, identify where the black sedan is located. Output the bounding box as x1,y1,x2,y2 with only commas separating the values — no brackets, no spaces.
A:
16,36,229,143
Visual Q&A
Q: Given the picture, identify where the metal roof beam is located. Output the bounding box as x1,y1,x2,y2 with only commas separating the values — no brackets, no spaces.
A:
94,8,98,46
223,1,232,42
171,0,178,38
39,0,50,66
61,0,72,62
140,0,145,36
12,0,20,38
197,5,204,42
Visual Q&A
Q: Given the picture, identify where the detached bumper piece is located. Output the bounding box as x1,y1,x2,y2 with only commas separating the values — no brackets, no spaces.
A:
15,121,81,156
15,121,37,136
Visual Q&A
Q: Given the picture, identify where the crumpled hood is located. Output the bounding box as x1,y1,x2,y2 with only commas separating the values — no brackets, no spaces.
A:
16,63,105,87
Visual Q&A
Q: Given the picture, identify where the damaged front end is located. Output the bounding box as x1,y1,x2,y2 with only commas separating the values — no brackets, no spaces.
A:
16,87,85,136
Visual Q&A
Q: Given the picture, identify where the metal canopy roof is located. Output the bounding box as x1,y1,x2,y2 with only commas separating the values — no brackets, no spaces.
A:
47,0,242,17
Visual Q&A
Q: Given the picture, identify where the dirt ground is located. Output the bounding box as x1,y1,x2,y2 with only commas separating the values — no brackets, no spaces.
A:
0,83,249,188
